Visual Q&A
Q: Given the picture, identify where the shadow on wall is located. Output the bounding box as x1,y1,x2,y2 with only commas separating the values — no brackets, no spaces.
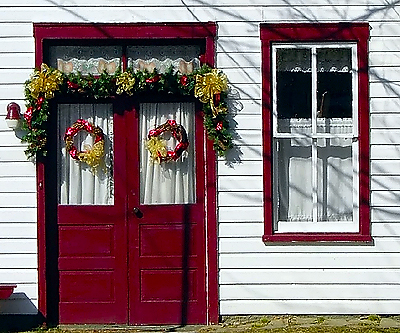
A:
0,293,45,331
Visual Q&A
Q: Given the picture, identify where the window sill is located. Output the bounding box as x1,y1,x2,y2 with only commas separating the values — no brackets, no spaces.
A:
262,233,373,243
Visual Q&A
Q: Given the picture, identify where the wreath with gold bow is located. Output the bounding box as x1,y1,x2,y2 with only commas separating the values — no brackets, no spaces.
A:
22,63,234,159
146,120,189,163
64,119,105,170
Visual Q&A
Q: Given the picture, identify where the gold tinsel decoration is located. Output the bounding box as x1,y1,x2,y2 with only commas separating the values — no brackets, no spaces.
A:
116,71,136,95
27,64,63,100
78,141,105,170
194,69,228,117
146,136,167,163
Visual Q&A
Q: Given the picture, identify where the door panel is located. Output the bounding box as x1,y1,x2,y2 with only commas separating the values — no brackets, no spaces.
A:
57,107,128,324
127,103,206,324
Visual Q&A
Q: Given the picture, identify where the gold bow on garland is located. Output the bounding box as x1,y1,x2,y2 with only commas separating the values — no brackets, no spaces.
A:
195,69,228,117
21,63,234,159
26,64,63,100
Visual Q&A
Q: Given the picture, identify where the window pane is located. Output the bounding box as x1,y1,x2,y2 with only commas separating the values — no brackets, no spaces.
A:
140,102,196,205
317,138,353,222
274,138,313,223
127,45,201,74
58,104,114,205
48,45,122,75
317,48,352,121
276,48,311,133
127,44,201,61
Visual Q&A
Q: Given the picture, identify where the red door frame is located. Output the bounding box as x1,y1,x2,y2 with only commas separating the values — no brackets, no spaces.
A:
34,22,219,324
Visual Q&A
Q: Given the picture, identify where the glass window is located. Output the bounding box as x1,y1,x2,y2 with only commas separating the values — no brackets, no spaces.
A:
261,23,370,242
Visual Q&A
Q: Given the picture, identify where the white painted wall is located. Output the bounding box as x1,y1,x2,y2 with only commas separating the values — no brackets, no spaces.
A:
0,0,400,316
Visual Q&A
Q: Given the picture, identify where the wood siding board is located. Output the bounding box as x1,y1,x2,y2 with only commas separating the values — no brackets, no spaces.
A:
1,0,399,5
220,268,400,285
0,269,37,283
220,300,400,315
219,253,400,269
219,237,400,253
220,285,400,300
0,223,37,238
0,7,262,22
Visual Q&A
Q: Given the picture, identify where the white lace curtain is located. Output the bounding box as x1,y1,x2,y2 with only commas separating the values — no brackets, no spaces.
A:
140,102,196,205
58,104,114,205
276,119,353,222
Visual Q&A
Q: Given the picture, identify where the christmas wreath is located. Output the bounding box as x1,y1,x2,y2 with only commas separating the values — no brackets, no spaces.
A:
64,119,105,169
22,63,233,159
146,119,189,163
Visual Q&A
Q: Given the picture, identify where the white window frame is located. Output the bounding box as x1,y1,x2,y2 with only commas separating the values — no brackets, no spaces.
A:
271,42,359,233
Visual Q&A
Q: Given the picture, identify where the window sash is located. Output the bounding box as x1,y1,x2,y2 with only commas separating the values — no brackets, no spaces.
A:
272,43,359,233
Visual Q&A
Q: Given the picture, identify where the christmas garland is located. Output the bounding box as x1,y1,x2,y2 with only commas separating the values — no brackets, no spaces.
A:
22,63,233,158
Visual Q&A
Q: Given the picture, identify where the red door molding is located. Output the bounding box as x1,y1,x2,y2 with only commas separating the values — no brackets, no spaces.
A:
34,22,218,324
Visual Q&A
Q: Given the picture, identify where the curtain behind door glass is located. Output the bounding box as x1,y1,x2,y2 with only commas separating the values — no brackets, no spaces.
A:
58,104,114,205
140,103,196,204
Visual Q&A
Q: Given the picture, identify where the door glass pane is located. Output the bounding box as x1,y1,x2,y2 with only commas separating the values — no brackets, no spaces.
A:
276,48,311,133
140,102,196,205
58,104,114,205
48,45,122,75
275,138,312,222
317,138,353,221
317,48,352,132
127,45,201,74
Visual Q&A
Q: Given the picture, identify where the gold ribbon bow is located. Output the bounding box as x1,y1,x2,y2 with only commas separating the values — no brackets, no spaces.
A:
194,69,228,117
27,63,63,100
116,72,136,95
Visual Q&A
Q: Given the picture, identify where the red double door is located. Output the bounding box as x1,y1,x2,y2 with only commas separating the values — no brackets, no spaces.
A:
56,102,207,324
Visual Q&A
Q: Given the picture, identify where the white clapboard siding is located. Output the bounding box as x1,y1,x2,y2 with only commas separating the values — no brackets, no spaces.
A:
371,145,400,160
0,208,36,222
0,23,33,37
2,0,399,6
220,285,400,300
222,146,263,161
0,254,37,269
219,207,263,222
0,269,37,284
371,160,400,175
371,175,400,190
0,193,37,208
219,237,400,254
220,300,400,315
0,7,263,23
219,253,400,269
0,147,30,162
0,239,37,254
0,85,26,100
0,223,37,238
0,162,35,177
220,268,400,284
219,175,263,191
371,98,400,113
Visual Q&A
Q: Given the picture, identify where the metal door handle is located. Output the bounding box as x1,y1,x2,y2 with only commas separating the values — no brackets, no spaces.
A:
133,207,143,218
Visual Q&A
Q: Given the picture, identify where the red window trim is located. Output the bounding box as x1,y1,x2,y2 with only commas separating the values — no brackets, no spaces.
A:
33,22,219,324
260,23,371,243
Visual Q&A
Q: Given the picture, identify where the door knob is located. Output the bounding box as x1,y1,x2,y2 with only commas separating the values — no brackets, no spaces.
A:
133,207,143,218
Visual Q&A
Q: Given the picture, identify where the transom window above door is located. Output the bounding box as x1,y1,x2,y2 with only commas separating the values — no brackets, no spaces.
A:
260,23,371,242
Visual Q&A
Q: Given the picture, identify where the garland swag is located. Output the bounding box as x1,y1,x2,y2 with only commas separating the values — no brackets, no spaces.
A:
22,63,234,158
